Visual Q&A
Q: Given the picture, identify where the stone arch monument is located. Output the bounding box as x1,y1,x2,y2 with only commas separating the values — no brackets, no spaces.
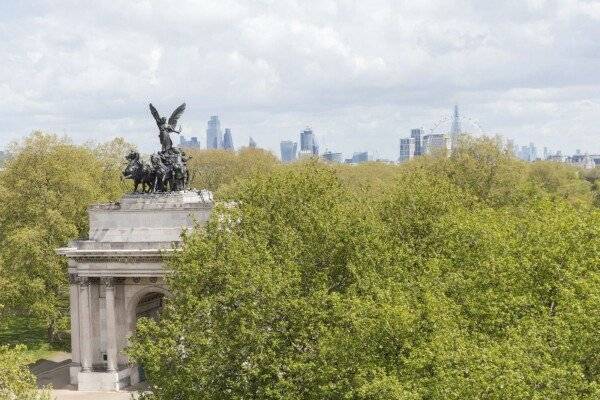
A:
57,102,214,391
58,191,212,391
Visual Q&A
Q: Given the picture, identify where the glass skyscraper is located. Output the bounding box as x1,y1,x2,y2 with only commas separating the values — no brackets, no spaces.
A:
399,137,415,162
206,116,223,149
223,128,234,150
299,128,319,155
280,140,298,163
422,134,451,156
450,105,462,148
322,150,343,163
410,128,424,156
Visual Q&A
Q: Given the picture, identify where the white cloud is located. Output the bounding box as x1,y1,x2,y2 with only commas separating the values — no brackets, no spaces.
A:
0,0,599,158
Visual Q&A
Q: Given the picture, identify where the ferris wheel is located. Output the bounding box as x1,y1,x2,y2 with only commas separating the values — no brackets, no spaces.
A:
428,107,486,136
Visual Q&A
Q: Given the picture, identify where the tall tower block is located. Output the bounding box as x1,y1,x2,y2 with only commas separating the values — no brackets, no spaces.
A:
450,105,462,148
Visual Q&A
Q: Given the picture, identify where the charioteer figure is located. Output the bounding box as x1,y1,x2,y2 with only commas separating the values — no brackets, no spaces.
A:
123,102,191,193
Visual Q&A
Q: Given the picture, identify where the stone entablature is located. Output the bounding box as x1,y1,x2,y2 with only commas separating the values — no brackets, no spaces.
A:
57,190,212,391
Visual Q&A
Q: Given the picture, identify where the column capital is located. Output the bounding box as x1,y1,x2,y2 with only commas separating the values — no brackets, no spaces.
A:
69,273,80,285
79,276,91,289
101,277,115,289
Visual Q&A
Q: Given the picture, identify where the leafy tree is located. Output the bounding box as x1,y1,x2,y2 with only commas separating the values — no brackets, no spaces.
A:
582,166,600,207
0,132,128,341
186,147,279,193
91,137,137,193
528,161,592,207
402,137,536,207
129,159,600,399
0,151,8,168
333,161,402,195
0,345,50,400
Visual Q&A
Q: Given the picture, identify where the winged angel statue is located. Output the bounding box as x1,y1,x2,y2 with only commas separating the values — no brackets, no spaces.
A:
149,102,186,152
122,102,192,193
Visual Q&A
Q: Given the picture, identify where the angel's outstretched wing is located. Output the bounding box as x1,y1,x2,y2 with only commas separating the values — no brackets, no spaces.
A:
149,103,161,123
168,103,186,127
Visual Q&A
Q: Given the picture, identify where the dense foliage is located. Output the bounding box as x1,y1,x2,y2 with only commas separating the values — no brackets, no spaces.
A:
0,132,131,341
2,132,600,397
0,345,50,400
130,139,600,399
186,147,279,192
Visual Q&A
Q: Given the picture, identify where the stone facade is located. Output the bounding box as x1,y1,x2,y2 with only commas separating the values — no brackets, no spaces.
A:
57,191,213,391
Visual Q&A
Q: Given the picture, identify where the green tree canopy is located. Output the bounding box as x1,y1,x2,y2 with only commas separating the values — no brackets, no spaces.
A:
0,345,50,400
0,132,129,340
186,147,279,193
129,156,600,399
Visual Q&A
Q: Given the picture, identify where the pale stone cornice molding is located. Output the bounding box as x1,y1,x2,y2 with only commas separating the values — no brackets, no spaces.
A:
57,248,176,263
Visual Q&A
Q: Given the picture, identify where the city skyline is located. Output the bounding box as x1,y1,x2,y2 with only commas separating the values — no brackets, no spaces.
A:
180,105,596,163
1,2,600,159
0,104,593,164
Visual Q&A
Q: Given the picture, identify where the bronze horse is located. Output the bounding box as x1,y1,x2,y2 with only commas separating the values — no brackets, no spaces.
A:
150,153,170,192
123,151,153,193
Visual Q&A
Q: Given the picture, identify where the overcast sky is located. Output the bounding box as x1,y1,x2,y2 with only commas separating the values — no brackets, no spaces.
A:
1,0,600,159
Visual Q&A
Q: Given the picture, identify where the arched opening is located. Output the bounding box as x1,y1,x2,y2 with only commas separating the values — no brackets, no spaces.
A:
133,291,165,384
135,292,165,321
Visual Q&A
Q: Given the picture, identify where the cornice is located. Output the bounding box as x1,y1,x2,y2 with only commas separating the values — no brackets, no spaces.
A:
57,248,176,263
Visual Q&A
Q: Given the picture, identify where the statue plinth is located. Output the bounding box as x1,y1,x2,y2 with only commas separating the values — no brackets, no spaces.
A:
57,190,213,391
88,190,213,244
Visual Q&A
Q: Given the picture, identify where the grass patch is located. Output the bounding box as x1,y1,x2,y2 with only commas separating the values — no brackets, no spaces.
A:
0,314,68,362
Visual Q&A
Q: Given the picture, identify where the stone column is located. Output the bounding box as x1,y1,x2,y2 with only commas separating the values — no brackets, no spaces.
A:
103,277,118,373
69,274,81,365
79,277,93,372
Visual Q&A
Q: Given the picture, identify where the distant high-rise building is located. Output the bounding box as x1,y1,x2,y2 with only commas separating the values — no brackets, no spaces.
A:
529,142,537,161
223,128,234,150
206,116,223,149
554,150,599,168
518,145,529,161
410,128,424,156
399,138,415,163
450,105,462,148
280,141,298,163
249,137,257,149
299,127,319,157
179,135,200,149
517,143,539,161
300,128,313,151
351,151,369,164
569,154,595,169
422,134,451,156
547,151,565,162
322,150,343,163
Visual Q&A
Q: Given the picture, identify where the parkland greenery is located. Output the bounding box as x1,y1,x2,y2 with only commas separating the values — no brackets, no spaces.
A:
0,345,50,400
1,132,600,398
0,133,131,343
129,138,600,399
